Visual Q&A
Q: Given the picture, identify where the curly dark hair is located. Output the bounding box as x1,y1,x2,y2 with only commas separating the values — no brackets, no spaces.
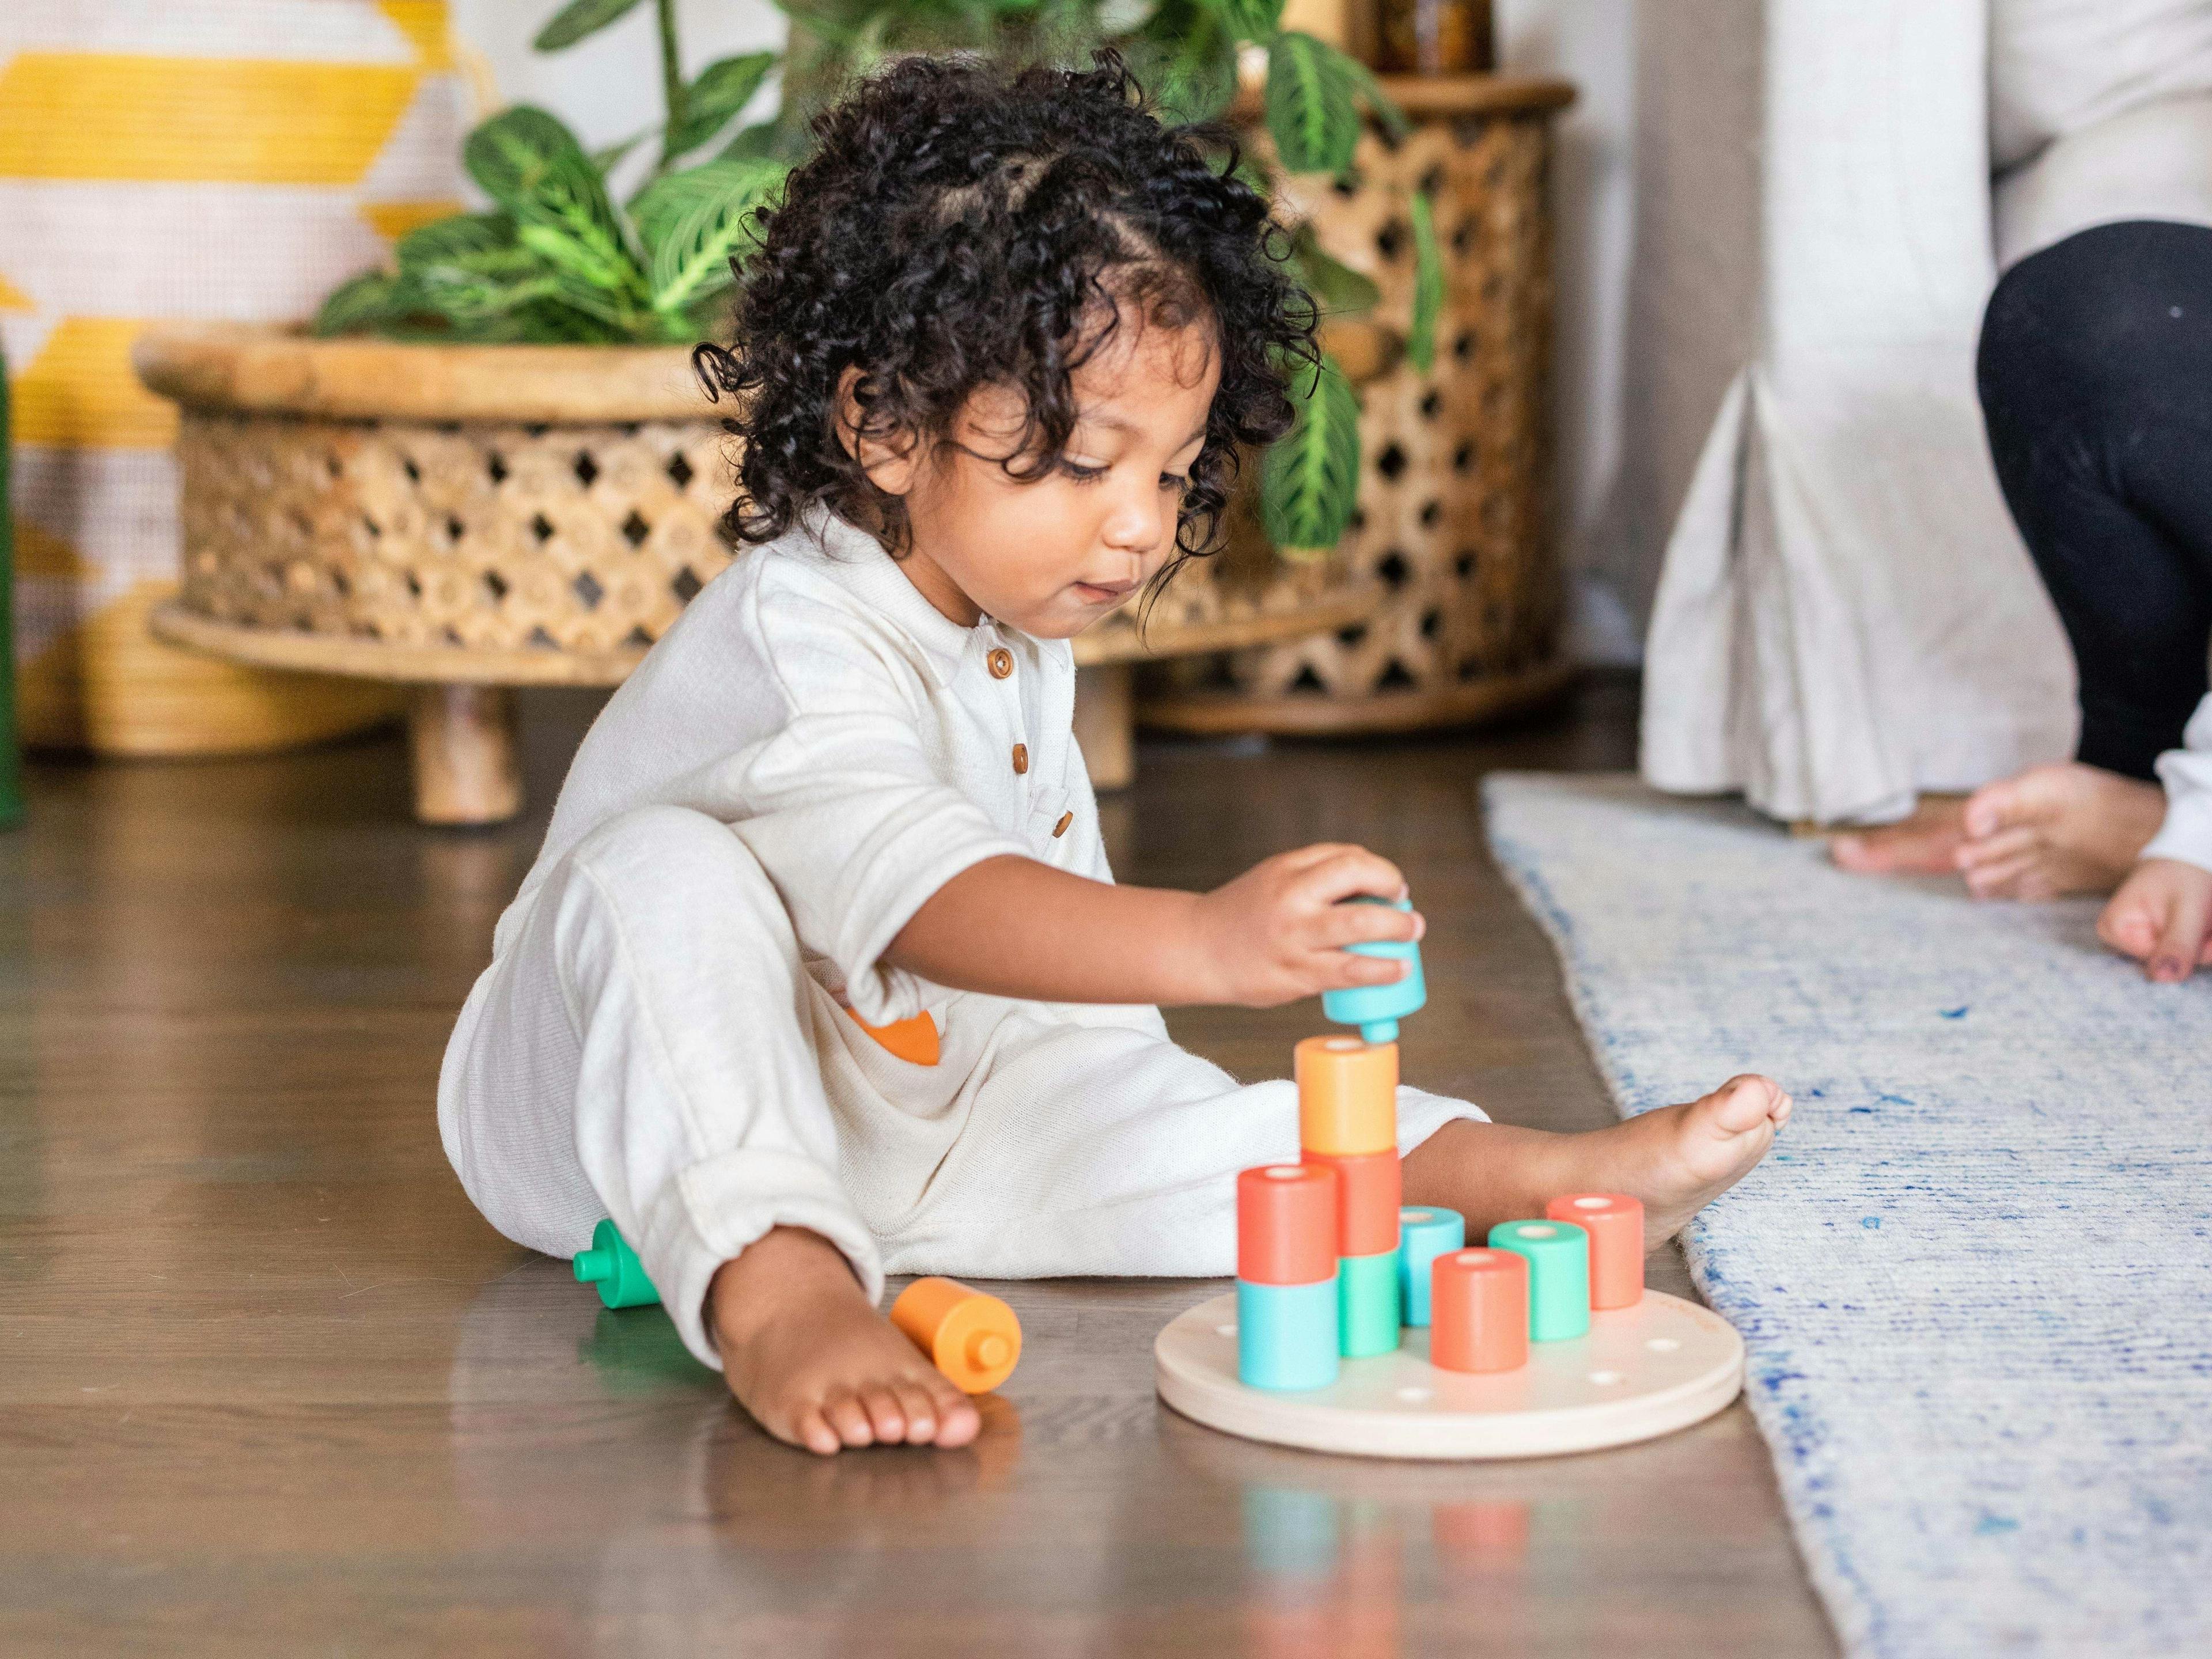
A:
693,49,1318,575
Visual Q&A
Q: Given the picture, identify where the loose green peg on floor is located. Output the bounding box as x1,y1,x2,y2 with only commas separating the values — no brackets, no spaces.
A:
1322,894,1426,1043
574,1218,661,1309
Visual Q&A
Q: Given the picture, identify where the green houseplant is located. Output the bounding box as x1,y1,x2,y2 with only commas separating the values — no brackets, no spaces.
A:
317,0,1442,556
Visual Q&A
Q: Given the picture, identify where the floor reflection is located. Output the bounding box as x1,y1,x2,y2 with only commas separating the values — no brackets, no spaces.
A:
1167,1411,1548,1657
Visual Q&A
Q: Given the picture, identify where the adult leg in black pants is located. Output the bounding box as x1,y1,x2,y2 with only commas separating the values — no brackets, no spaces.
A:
1834,220,2208,903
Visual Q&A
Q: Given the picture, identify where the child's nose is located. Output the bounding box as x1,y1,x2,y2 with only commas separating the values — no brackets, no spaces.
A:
1101,484,1170,556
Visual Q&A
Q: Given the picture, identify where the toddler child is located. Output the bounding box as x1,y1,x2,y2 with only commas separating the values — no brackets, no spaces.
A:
438,52,1791,1457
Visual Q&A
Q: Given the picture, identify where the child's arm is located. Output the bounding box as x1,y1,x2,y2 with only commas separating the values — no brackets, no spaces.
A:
884,843,1423,1007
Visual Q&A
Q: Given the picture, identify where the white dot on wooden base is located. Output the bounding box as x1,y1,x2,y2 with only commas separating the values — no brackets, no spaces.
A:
1156,1289,1743,1460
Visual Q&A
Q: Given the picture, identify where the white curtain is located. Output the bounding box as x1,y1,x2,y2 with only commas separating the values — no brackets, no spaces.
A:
1633,0,2077,825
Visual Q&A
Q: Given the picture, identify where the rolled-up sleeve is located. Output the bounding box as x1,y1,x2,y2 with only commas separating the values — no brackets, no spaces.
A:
2143,692,2212,876
728,588,1031,1025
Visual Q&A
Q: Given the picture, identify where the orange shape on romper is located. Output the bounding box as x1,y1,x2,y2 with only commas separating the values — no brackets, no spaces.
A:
849,1007,940,1066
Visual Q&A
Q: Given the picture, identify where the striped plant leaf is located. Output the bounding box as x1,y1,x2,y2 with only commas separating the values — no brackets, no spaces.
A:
1260,351,1361,555
1264,32,1361,175
1407,191,1443,373
395,211,518,271
465,107,649,310
313,271,422,337
634,157,786,312
395,213,566,325
717,120,793,163
666,52,779,158
1344,56,1410,143
534,0,647,51
1287,222,1380,317
1136,0,1238,124
590,130,650,177
1209,0,1285,41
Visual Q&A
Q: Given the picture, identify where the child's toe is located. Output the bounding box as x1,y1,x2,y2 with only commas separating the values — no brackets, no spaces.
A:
822,1389,875,1448
793,1406,840,1457
934,1394,983,1448
1709,1074,1781,1130
858,1384,906,1443
889,1380,941,1442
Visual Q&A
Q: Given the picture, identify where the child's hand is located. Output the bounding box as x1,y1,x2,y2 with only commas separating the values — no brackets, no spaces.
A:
2097,857,2212,982
1191,843,1423,1007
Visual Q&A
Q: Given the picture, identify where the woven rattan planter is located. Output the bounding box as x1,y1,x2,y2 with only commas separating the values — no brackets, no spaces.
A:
137,324,1375,824
1142,73,1578,736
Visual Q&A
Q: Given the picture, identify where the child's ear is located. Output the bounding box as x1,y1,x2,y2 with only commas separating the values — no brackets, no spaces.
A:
834,365,922,498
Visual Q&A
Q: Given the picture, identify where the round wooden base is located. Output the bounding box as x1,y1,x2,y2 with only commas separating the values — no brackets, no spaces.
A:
1154,1289,1743,1460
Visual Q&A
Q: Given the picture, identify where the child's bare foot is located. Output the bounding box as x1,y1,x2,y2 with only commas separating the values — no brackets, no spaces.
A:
1948,762,2165,899
1828,794,1968,876
1404,1076,1791,1249
709,1227,980,1457
1588,1075,1794,1244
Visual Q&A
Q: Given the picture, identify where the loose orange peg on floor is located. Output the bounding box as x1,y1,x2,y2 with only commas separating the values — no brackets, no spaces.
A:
1545,1192,1644,1309
1430,1248,1529,1374
889,1277,1021,1394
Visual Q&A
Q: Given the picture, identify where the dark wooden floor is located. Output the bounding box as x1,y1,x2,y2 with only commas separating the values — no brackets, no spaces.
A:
0,672,1836,1657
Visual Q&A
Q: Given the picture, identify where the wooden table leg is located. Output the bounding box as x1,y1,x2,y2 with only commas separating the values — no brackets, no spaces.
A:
1074,663,1136,792
408,684,522,826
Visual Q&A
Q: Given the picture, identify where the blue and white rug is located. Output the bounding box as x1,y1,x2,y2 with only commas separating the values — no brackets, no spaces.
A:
1484,774,2212,1659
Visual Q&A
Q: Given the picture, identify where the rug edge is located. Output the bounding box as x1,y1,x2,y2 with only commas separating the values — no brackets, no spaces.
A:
1479,770,1884,1659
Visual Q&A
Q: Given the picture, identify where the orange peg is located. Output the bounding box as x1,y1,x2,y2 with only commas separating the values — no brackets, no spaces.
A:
1545,1192,1644,1309
848,1007,940,1066
889,1277,1021,1393
1301,1147,1403,1257
1294,1035,1398,1156
1430,1248,1529,1374
1237,1162,1340,1286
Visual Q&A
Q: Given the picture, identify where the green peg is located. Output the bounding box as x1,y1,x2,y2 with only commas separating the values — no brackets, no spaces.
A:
1336,1247,1403,1358
1487,1219,1591,1342
573,1218,661,1309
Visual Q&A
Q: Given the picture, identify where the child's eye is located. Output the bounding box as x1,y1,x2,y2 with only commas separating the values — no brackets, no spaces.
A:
1161,472,1191,494
1058,459,1109,484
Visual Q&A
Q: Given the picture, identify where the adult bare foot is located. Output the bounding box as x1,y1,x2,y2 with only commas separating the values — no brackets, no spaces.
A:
1951,762,2165,899
1403,1076,1791,1249
709,1226,981,1457
1829,794,1968,876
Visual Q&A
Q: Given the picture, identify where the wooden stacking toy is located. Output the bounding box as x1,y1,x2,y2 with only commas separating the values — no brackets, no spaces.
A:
1157,891,1743,1458
1294,1035,1404,1361
1318,895,1427,1043
1546,1191,1645,1308
1235,1164,1341,1390
1430,1248,1528,1373
575,1221,1024,1395
1396,1206,1466,1326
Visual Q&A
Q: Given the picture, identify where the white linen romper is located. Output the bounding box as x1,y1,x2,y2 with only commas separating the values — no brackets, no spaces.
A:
437,510,1482,1369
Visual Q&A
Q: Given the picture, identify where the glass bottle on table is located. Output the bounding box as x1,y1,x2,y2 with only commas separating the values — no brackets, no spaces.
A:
1378,0,1493,74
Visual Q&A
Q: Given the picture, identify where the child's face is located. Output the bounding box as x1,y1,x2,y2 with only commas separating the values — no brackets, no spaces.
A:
860,309,1221,638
